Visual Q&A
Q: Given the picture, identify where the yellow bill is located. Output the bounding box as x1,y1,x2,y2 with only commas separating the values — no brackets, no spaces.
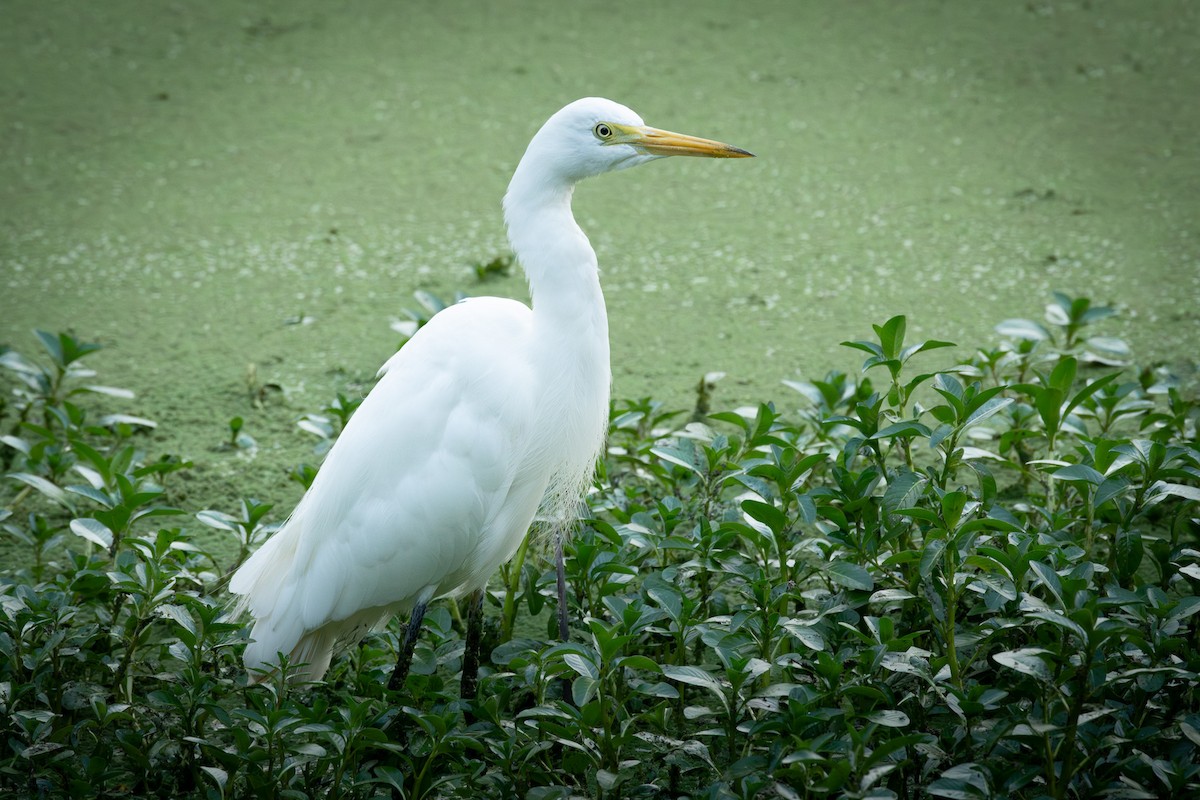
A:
606,122,754,159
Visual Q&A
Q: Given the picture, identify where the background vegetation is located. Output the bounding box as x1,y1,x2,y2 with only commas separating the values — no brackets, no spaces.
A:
2,293,1197,799
6,1,1198,438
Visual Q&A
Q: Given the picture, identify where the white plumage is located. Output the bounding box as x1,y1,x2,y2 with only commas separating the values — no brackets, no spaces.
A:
229,97,751,683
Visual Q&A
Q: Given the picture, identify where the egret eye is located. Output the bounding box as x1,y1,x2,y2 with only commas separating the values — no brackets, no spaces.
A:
593,123,614,140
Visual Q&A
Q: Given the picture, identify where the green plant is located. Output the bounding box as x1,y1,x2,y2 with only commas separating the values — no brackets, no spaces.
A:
297,393,364,456
471,254,514,283
2,296,1196,799
390,290,471,347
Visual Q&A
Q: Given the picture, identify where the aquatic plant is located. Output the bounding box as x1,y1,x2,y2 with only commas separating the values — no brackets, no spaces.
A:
1,294,1197,799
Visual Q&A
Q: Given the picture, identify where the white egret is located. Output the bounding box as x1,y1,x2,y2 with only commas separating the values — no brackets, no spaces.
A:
229,97,752,691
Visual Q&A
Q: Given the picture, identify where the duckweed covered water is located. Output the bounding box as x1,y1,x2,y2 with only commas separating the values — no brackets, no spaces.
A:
3,0,1197,510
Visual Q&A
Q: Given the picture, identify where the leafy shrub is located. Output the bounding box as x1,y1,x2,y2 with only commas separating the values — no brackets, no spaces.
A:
1,295,1197,799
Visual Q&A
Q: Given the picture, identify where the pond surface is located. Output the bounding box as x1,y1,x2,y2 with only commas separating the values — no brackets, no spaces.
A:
2,0,1197,507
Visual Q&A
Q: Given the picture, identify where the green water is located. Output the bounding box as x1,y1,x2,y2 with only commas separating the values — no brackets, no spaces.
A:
3,0,1198,511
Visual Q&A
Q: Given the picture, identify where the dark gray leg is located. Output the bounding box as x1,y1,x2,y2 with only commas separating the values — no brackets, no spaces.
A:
387,599,428,693
555,532,573,703
460,588,485,700
555,532,570,642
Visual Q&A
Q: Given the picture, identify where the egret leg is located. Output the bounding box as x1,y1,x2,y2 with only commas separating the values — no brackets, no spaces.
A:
555,531,573,704
387,599,429,693
555,532,570,642
460,588,485,700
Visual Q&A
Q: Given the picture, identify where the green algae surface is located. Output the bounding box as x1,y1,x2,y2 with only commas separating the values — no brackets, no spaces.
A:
3,0,1198,512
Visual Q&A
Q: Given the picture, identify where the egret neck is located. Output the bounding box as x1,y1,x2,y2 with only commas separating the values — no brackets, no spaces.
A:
503,146,611,525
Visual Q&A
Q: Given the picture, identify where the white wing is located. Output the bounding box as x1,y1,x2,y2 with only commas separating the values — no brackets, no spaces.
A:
230,297,548,677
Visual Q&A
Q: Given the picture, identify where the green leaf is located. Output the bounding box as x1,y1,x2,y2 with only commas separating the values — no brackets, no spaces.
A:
0,349,41,378
864,356,901,377
869,588,916,603
899,339,956,362
413,289,449,316
959,516,1022,536
741,499,787,535
78,384,136,400
940,491,968,530
1052,464,1105,485
633,681,679,699
707,410,751,433
867,709,910,727
1026,609,1087,642
825,561,874,591
933,372,965,402
965,460,998,506
199,767,228,792
65,484,114,507
651,442,701,474
874,316,906,359
616,655,660,673
70,518,113,549
782,620,826,651
1092,475,1128,508
927,763,992,799
1029,561,1064,606
1167,597,1200,623
1114,528,1143,579
34,329,65,366
8,473,71,508
572,676,599,706
841,339,884,358
872,420,932,441
195,510,238,531
662,665,723,694
562,652,598,680
993,648,1054,682
1034,387,1064,436
0,435,30,455
996,318,1050,341
131,506,185,524
795,493,817,525
960,396,1013,432
646,585,683,625
1083,336,1131,364
1064,372,1121,417
896,506,940,526
1149,481,1200,503
1080,303,1116,324
596,769,626,791
861,733,930,771
157,604,199,638
70,440,113,480
1048,357,1077,394
919,537,947,579
883,471,927,515
902,370,943,395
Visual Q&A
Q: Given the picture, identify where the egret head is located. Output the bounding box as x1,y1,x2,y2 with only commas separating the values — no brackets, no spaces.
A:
525,97,754,184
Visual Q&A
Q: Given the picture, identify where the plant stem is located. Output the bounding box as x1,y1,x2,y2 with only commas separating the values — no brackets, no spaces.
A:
500,533,530,643
944,546,964,693
1054,642,1094,799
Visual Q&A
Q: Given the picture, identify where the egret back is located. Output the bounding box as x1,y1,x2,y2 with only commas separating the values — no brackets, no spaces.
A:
230,298,551,679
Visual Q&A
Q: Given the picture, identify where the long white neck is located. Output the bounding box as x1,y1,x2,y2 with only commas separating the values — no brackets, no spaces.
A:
503,148,612,524
504,153,609,342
